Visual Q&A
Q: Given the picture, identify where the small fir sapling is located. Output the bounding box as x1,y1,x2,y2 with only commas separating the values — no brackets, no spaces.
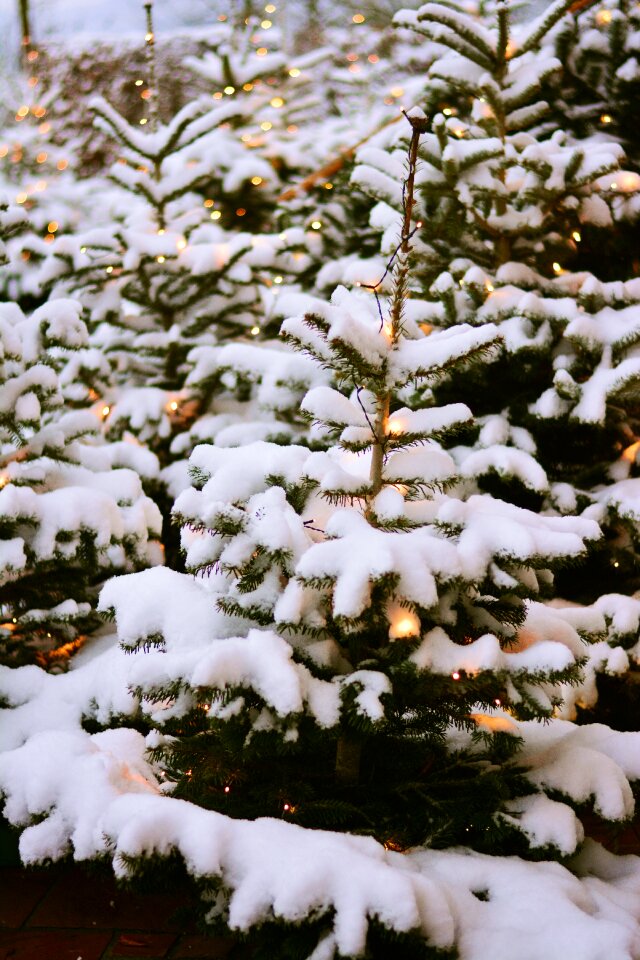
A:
34,9,302,458
100,113,613,870
353,1,640,609
0,293,162,666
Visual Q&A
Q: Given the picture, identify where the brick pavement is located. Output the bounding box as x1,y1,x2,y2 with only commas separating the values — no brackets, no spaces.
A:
0,862,240,960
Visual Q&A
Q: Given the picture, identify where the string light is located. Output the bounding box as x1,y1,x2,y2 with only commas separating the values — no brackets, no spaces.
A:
270,97,284,108
311,220,322,229
265,3,276,10
210,210,221,220
176,237,187,250
352,13,365,22
101,405,111,418
157,255,165,262
224,785,231,793
596,8,613,24
105,265,113,273
251,176,263,185
236,208,246,217
260,121,272,130
572,230,581,242
224,85,235,95
256,47,268,56
452,671,460,680
251,325,260,336
274,275,283,284
135,79,143,86
552,261,563,274
600,114,613,124
622,440,640,463
261,19,273,28
288,68,300,77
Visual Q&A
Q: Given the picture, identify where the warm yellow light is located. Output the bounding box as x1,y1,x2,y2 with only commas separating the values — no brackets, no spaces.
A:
600,113,613,124
36,151,47,163
274,276,283,284
80,246,87,253
485,281,494,292
106,265,113,273
256,47,268,56
572,230,581,242
203,199,214,208
452,671,460,680
387,417,406,436
145,31,154,41
265,3,276,10
452,126,465,138
389,606,420,639
17,105,28,117
213,91,223,100
224,85,235,95
288,67,300,77
176,237,187,250
260,120,273,130
618,171,640,191
251,175,263,185
157,228,165,235
596,8,613,24
135,79,143,86
47,221,58,233
157,255,166,263
139,118,148,125
390,86,404,98
250,325,260,336
352,13,365,22
101,405,110,417
261,19,272,28
311,220,322,230
141,88,152,100
622,440,640,463
210,210,221,220
169,400,179,411
33,106,46,118
270,96,284,107
56,159,68,171
15,192,27,204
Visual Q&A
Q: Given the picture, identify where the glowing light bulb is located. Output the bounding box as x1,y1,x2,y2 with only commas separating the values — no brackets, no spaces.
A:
101,405,110,417
485,281,494,292
135,79,143,86
270,96,284,108
106,265,113,273
47,221,58,233
261,19,272,28
224,85,235,95
224,785,231,793
390,86,404,98
552,262,562,274
176,237,187,250
210,211,221,220
622,440,640,463
250,325,260,336
260,120,272,130
387,417,406,436
256,47,268,56
145,31,154,41
251,176,263,185
596,9,612,24
289,67,301,77
311,220,322,230
352,13,365,22
169,400,179,411
157,255,165,263
274,275,283,284
452,671,460,680
139,118,148,125
600,114,613,124
572,230,581,242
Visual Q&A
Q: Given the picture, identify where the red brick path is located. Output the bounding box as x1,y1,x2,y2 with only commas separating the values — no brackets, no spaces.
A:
0,864,237,960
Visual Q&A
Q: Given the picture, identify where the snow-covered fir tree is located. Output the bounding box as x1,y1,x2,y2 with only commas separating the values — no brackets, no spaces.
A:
0,291,162,665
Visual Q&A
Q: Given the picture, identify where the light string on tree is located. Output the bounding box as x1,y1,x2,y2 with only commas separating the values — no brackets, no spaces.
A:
143,1,158,131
